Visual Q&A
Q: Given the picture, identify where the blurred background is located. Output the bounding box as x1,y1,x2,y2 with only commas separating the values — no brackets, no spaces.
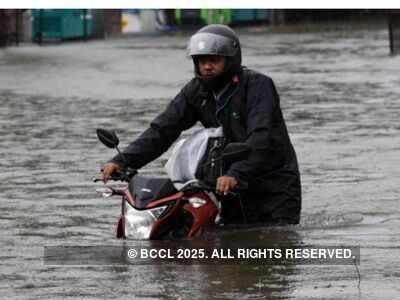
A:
0,9,399,54
1,8,400,300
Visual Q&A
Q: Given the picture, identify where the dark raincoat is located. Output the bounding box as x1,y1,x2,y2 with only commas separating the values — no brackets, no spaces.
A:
111,67,301,224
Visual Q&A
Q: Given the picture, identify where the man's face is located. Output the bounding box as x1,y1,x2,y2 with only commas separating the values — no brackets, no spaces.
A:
198,55,225,78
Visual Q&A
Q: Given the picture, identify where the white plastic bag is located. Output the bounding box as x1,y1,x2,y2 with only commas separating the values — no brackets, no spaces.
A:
165,127,223,189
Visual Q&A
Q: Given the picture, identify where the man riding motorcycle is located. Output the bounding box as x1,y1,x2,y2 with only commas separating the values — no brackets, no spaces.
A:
101,24,301,225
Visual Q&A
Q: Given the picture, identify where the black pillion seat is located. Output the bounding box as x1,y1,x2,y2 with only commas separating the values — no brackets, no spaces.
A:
128,176,178,209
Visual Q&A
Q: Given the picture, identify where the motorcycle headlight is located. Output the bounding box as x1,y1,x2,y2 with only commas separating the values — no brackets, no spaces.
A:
188,197,207,208
124,202,168,239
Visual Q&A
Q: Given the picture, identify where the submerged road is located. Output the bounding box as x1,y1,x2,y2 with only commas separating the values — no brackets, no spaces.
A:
1,27,400,299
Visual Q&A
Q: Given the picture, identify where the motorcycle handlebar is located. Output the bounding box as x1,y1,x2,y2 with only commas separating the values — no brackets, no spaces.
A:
183,181,247,196
94,168,138,183
199,181,248,191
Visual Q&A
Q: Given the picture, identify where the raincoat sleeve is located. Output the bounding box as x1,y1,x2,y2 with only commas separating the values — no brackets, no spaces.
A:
110,84,198,169
226,75,278,182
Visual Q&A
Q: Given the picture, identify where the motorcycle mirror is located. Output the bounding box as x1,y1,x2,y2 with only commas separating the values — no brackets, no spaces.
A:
222,143,251,162
96,128,119,149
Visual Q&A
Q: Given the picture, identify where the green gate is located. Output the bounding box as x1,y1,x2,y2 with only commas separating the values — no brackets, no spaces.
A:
231,9,271,24
32,9,93,42
175,9,232,25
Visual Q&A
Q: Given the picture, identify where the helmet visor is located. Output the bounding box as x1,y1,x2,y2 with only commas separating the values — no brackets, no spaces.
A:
187,32,238,57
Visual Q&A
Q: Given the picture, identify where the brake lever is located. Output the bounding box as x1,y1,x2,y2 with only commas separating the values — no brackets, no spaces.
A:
92,173,126,183
94,167,138,183
92,176,123,183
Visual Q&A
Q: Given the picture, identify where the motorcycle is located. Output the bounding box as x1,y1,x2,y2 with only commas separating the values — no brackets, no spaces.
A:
94,128,250,240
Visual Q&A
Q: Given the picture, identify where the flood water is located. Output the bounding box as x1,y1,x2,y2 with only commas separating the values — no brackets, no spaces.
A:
1,27,400,299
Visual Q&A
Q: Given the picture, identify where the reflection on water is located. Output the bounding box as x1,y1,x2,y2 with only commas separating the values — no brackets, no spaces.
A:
1,28,400,299
144,230,301,299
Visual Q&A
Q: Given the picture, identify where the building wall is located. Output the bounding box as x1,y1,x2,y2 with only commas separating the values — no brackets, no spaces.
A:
0,10,23,46
104,10,122,37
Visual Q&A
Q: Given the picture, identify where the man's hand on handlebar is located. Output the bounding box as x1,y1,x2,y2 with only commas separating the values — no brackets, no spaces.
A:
101,162,122,183
216,176,238,195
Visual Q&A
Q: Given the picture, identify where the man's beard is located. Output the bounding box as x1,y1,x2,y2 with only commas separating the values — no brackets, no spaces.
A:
199,70,234,91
